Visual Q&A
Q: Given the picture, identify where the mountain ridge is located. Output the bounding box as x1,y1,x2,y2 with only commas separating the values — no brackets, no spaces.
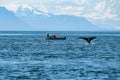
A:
0,6,98,31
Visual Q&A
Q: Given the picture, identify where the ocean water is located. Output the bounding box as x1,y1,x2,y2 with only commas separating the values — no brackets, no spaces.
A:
0,31,120,80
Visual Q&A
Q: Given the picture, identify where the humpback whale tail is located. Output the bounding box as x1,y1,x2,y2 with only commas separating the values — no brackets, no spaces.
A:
79,37,96,44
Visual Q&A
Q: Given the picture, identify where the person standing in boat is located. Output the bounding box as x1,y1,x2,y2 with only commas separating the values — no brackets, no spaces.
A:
47,34,49,38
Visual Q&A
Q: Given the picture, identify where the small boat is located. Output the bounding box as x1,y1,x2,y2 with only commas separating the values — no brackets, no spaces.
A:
46,37,66,40
45,34,66,40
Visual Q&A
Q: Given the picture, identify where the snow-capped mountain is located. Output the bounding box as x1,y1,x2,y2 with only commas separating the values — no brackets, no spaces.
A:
0,6,98,31
0,7,27,30
0,0,119,31
17,1,120,30
15,4,48,16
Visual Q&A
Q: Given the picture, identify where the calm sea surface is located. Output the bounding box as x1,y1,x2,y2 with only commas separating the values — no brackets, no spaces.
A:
0,31,120,80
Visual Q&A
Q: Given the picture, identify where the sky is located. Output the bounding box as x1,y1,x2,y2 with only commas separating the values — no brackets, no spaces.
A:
0,0,120,31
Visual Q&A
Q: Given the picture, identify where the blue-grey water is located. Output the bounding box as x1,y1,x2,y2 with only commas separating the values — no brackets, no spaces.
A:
0,31,120,80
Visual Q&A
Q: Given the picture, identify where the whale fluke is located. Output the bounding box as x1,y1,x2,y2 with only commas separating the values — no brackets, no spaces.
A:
79,37,96,44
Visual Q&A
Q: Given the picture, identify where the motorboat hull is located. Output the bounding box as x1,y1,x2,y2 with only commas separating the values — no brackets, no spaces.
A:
46,37,66,40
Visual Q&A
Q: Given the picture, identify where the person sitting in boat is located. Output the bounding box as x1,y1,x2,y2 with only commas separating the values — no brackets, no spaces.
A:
47,34,57,38
47,34,59,38
46,34,66,40
51,34,56,38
